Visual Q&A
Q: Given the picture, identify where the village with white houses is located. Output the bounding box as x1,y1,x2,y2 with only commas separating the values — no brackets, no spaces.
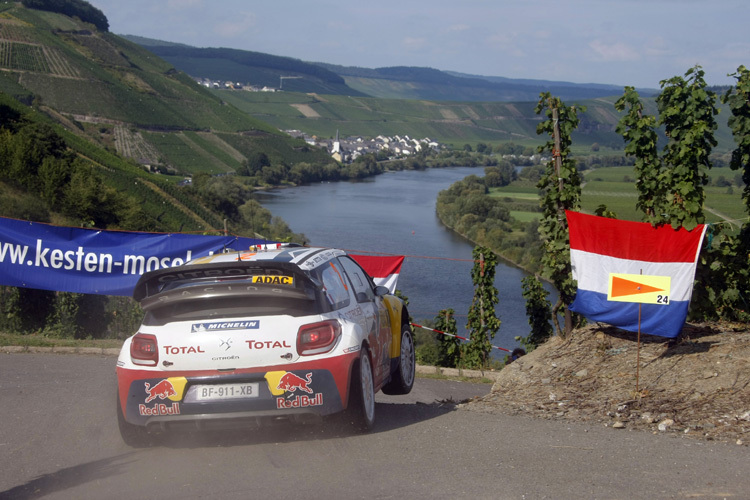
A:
286,130,442,163
195,78,278,92
194,77,444,163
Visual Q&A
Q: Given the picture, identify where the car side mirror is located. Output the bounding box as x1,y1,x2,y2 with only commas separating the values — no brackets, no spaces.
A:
374,285,390,297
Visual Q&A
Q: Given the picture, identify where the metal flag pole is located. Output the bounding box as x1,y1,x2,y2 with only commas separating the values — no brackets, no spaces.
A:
636,269,643,395
637,302,642,394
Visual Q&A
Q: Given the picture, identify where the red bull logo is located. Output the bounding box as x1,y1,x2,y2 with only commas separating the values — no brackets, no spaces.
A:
265,371,325,410
144,379,176,403
276,372,313,394
139,403,181,416
276,393,323,409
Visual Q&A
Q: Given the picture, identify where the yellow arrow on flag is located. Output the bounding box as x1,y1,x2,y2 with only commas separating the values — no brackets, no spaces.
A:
607,273,671,305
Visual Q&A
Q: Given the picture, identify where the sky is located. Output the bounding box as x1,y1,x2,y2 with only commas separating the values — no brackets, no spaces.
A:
88,0,749,90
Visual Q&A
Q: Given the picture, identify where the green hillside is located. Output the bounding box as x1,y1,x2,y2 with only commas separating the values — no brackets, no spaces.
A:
216,90,737,154
0,2,338,238
0,3,333,179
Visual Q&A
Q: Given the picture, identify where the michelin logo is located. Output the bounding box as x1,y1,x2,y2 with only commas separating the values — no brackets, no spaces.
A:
191,320,260,332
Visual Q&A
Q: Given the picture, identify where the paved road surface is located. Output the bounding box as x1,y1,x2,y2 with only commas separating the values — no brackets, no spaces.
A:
0,353,747,499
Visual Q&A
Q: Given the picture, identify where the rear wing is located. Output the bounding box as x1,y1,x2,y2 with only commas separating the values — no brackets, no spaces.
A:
132,261,319,303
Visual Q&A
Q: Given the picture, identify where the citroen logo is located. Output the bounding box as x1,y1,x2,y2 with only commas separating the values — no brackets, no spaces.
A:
219,338,233,351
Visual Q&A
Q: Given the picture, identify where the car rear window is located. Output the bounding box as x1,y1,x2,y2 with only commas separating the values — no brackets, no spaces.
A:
142,294,320,326
139,272,325,326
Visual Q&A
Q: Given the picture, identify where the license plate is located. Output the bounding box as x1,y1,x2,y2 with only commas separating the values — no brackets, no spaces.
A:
191,383,259,402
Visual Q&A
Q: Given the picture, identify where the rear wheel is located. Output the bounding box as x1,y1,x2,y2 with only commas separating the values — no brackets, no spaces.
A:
344,349,375,431
116,393,152,448
382,323,415,395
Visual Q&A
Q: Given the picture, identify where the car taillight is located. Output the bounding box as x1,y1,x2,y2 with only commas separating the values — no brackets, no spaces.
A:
297,320,341,356
130,333,158,366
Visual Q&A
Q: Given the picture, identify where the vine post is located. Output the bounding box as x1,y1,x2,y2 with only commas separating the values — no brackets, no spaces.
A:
465,246,500,370
535,93,584,337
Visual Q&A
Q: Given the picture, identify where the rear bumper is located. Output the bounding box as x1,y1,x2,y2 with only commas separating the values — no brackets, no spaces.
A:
117,353,357,429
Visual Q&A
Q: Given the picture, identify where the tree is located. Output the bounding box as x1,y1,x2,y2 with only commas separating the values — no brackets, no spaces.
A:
518,275,554,352
534,93,584,336
656,65,718,231
615,86,663,224
464,247,501,369
722,65,750,212
434,309,461,367
239,151,271,176
483,164,516,187
21,0,109,31
689,65,750,323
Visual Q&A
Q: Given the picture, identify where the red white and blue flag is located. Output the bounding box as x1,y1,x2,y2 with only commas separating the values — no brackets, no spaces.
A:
566,210,706,338
351,254,405,294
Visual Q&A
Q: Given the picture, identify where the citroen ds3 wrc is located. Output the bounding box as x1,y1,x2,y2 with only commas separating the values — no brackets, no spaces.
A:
115,246,415,445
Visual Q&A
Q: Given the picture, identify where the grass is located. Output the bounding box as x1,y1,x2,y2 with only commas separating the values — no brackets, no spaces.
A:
510,210,541,222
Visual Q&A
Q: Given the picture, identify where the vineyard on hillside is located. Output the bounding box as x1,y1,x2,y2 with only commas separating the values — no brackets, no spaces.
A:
0,40,49,72
113,125,161,166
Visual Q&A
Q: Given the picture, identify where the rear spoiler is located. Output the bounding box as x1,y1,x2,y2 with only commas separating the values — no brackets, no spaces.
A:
132,261,317,302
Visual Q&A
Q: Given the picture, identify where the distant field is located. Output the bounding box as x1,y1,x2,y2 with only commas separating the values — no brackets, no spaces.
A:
581,166,746,225
489,190,538,200
485,165,746,228
510,210,541,222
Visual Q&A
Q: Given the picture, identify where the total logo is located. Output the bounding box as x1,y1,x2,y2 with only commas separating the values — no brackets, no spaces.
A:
246,340,292,350
163,345,205,355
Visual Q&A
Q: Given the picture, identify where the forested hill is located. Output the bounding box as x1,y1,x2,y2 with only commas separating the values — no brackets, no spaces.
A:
128,37,367,96
20,0,108,31
127,36,651,102
317,63,646,102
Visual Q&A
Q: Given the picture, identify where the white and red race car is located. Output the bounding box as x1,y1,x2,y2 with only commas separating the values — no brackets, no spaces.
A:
116,246,415,446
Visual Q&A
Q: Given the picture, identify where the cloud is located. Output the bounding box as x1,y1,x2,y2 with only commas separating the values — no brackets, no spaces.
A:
588,40,640,62
402,37,427,51
167,0,202,8
446,24,470,33
485,32,525,58
212,12,257,39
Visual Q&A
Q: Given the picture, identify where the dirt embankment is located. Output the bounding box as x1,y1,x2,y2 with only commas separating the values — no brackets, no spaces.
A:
464,323,750,445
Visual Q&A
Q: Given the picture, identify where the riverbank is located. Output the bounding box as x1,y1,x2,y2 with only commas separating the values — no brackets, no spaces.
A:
435,209,540,276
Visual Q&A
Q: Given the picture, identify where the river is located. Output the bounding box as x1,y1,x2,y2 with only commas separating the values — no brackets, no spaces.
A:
255,167,556,354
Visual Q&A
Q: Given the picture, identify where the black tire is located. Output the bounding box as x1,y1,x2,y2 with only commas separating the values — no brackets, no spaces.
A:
343,349,376,432
116,393,152,448
382,323,416,395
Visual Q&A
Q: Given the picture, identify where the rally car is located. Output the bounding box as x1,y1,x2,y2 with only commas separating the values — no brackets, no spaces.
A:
115,246,415,446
